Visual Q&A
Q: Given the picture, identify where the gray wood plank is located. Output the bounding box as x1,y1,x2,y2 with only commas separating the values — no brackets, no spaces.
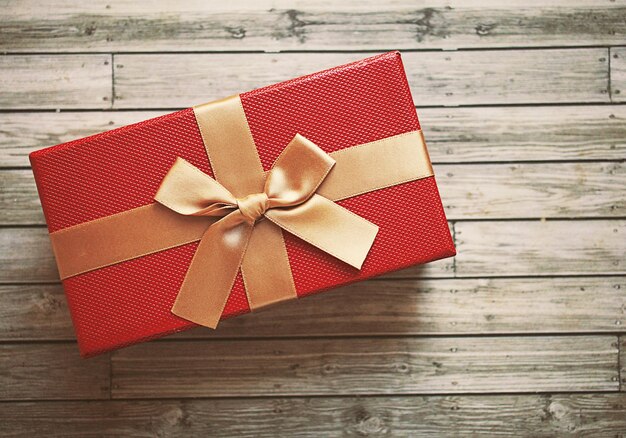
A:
610,47,625,102
111,335,619,398
3,105,625,168
0,343,110,401
0,170,44,224
2,277,625,342
2,393,626,437
4,162,624,224
456,220,626,276
0,55,112,109
0,228,58,283
2,0,625,52
0,111,164,167
113,49,610,108
0,284,73,341
3,220,625,282
619,336,626,392
438,162,626,219
420,104,626,164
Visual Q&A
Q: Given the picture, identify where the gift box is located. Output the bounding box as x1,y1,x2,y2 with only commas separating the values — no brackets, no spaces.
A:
30,51,455,357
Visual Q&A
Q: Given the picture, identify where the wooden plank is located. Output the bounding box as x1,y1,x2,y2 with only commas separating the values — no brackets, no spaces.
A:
0,228,59,283
456,219,626,276
2,393,626,436
438,162,626,219
113,49,609,108
0,170,45,224
0,111,164,167
610,47,626,102
0,55,112,110
0,284,73,340
2,277,625,342
619,336,626,392
111,335,619,398
3,220,625,283
2,0,625,53
3,105,626,168
3,161,625,224
0,343,110,401
420,104,626,163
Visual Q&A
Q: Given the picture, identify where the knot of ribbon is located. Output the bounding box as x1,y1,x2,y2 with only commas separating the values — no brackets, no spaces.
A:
154,134,379,328
236,193,268,224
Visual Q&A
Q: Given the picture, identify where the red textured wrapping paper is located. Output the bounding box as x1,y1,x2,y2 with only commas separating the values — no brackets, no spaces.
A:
30,51,456,357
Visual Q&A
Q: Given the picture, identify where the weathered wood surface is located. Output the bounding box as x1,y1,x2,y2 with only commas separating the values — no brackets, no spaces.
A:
2,0,626,53
455,220,626,276
611,47,625,102
3,393,626,437
438,162,626,219
4,162,623,224
1,220,624,283
1,336,617,402
621,336,625,391
1,1,625,435
0,50,608,110
113,49,610,108
0,228,59,283
0,343,110,401
2,277,624,342
0,55,112,109
111,336,619,398
3,104,625,168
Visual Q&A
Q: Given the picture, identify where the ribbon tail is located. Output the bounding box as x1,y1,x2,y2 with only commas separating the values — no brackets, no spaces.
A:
240,219,298,310
171,212,253,328
264,194,378,269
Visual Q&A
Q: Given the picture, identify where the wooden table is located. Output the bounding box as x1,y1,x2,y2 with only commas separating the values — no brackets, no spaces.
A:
1,1,625,436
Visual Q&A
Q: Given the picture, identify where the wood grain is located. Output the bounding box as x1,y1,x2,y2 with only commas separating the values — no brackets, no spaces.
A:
2,393,626,437
619,336,626,392
0,343,110,401
0,55,112,109
113,49,610,108
2,0,625,53
4,162,624,224
110,335,619,398
419,104,626,164
2,277,625,342
1,2,624,432
0,228,59,283
1,170,45,224
3,220,624,282
610,47,625,102
456,220,626,276
3,105,625,168
438,162,626,219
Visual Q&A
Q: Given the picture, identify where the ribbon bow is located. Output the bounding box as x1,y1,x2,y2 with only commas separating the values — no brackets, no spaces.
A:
154,134,379,328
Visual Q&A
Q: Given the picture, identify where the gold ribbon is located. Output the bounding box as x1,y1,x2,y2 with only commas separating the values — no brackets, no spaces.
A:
49,95,434,329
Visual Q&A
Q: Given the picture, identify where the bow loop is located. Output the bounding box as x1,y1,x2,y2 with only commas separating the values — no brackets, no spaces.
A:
265,134,336,209
155,157,238,218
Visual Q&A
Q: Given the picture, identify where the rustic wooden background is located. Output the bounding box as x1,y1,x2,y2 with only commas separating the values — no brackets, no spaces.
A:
1,1,625,436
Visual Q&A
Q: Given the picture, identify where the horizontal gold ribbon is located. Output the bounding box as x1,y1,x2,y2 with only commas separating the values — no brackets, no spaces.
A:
49,95,434,328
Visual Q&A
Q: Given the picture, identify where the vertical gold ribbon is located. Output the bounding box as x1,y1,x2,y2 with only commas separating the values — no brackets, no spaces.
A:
195,96,299,311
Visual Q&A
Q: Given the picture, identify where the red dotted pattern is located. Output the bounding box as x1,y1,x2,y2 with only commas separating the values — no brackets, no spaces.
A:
30,108,212,232
30,51,455,357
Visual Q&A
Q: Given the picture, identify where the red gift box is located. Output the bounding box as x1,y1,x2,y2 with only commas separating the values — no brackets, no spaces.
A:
30,51,455,357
